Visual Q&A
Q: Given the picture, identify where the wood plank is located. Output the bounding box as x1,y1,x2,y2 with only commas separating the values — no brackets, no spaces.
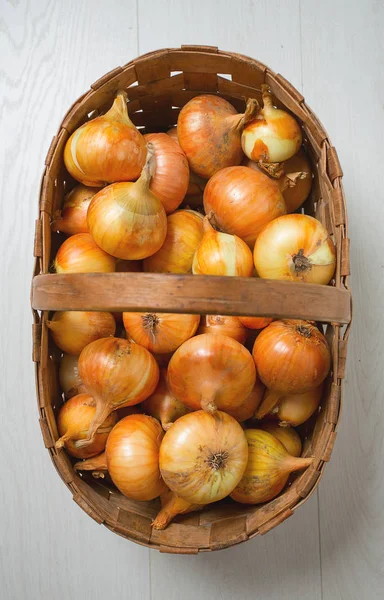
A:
32,273,351,323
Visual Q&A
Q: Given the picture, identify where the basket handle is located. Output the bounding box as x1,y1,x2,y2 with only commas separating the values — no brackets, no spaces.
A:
31,273,351,324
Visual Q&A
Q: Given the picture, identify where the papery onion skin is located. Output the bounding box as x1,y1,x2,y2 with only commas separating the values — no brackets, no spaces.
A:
253,213,336,285
192,215,254,277
54,233,116,274
177,95,257,178
168,333,256,412
123,312,200,354
238,316,273,330
230,429,312,504
225,378,265,422
241,85,302,164
278,148,312,212
252,320,331,394
159,410,249,504
142,369,189,430
106,414,167,501
144,133,189,214
258,422,302,457
74,451,108,479
64,91,146,186
203,166,286,247
275,384,323,426
198,315,247,344
56,394,116,459
59,353,84,398
51,185,101,235
87,145,167,260
143,210,204,274
47,311,116,355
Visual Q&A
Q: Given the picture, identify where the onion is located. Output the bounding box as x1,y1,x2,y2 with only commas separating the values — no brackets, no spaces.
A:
64,90,146,186
177,95,258,178
159,410,248,504
166,126,178,141
59,353,84,398
74,451,108,479
87,144,167,260
153,490,203,530
238,316,273,330
106,414,167,501
123,312,200,354
144,133,189,214
258,422,302,457
166,126,207,197
192,214,254,276
203,166,286,247
168,333,256,412
75,337,159,447
274,385,323,426
198,315,247,344
143,210,204,274
54,233,116,273
142,369,189,430
51,185,101,235
47,311,116,355
253,214,336,284
56,394,116,459
252,320,331,394
241,84,302,164
230,429,313,504
225,379,265,422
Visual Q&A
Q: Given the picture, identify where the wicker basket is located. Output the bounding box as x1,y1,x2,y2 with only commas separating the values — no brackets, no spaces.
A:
31,46,351,553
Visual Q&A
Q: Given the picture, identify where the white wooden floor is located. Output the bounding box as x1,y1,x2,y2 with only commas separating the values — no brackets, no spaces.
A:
1,0,383,598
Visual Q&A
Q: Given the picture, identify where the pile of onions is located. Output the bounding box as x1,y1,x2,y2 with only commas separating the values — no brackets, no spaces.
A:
76,337,159,447
241,84,302,164
56,394,116,459
253,214,336,284
47,311,116,355
123,312,200,354
51,185,101,235
198,315,247,344
192,215,253,276
64,90,146,186
144,133,189,214
167,333,256,412
203,166,286,247
54,233,116,273
253,320,331,394
258,422,302,457
59,354,83,398
231,429,313,504
106,414,167,501
87,144,167,260
143,210,204,274
141,369,189,430
238,316,273,330
159,410,248,504
178,95,258,178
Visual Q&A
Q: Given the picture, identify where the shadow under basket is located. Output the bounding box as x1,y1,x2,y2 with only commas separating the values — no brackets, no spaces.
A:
31,45,351,554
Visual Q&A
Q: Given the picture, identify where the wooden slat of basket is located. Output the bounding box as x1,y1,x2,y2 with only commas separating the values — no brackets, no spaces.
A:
31,273,351,324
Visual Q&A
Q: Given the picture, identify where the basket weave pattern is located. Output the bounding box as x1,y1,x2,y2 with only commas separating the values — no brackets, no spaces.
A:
31,46,351,553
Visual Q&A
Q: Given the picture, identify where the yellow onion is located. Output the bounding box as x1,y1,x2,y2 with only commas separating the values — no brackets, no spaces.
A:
274,385,323,426
143,209,204,274
106,414,167,501
56,394,116,459
59,353,85,398
153,490,203,530
47,311,116,355
198,315,247,344
64,90,146,186
225,379,265,422
238,316,273,330
159,410,248,503
76,337,159,447
203,166,286,247
87,144,167,260
192,215,253,276
144,133,189,214
168,333,256,412
241,84,302,164
123,312,200,354
253,320,331,394
142,369,189,430
253,214,336,284
231,429,313,504
54,233,116,273
166,126,207,197
51,185,101,235
258,422,302,457
74,451,108,479
178,95,258,178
